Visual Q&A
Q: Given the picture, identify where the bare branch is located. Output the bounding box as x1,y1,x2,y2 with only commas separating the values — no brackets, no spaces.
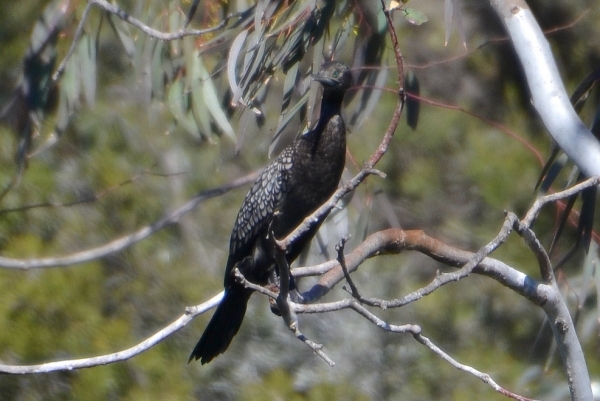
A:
0,293,223,374
522,176,600,227
0,172,258,270
369,0,405,168
294,298,535,400
52,1,94,81
413,333,539,401
233,268,278,299
297,223,581,400
275,168,384,250
294,334,335,367
234,267,335,366
509,211,554,283
302,214,519,306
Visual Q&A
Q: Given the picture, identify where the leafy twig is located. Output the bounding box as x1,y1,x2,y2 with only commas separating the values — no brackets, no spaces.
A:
53,0,247,81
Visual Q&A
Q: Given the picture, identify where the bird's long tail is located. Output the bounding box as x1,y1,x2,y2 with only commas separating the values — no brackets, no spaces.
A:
188,285,252,364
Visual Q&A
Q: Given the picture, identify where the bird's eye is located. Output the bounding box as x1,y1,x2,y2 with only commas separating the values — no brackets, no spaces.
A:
333,70,339,78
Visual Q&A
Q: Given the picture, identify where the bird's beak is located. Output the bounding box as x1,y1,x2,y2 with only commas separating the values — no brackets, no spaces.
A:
312,74,338,87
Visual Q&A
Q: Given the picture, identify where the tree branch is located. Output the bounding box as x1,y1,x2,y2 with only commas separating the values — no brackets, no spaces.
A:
0,217,578,401
413,333,539,401
522,176,600,227
233,268,334,366
490,0,600,180
299,223,584,400
0,293,223,374
294,298,536,400
0,172,257,270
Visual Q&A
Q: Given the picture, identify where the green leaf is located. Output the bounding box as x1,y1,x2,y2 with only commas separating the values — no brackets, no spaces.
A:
167,78,200,137
150,40,165,99
78,35,96,106
108,15,136,58
62,49,81,110
228,30,248,105
197,58,236,141
403,8,428,26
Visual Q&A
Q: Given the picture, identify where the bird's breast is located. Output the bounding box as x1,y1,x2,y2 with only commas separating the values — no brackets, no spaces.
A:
273,115,346,238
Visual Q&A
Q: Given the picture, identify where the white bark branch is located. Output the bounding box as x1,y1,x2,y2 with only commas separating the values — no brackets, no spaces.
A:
490,0,600,179
490,2,594,399
0,292,223,374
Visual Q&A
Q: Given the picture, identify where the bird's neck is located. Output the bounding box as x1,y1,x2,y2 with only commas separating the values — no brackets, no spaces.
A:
319,89,344,117
298,88,346,159
311,89,344,137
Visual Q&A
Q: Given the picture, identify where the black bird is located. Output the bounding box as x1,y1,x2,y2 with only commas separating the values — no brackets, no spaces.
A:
189,61,352,364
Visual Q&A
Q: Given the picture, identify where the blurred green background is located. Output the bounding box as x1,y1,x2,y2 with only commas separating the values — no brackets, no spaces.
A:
0,0,599,400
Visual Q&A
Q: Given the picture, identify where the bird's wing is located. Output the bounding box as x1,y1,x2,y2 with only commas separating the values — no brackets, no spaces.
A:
226,147,294,272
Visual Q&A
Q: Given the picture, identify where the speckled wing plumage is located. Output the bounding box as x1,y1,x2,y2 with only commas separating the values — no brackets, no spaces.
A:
189,146,298,365
226,146,294,280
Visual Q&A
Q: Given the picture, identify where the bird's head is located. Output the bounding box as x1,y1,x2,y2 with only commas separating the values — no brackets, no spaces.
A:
312,61,352,92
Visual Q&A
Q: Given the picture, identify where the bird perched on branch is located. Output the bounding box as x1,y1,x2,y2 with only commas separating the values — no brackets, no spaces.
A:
189,61,352,364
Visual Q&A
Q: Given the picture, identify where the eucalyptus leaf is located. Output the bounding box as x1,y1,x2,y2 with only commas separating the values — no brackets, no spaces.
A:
281,63,299,113
78,35,96,107
269,89,310,157
168,78,200,137
403,7,428,26
444,0,453,45
198,58,236,140
150,40,165,99
63,50,80,111
108,15,136,58
184,0,202,28
190,58,212,140
228,30,248,105
350,66,387,132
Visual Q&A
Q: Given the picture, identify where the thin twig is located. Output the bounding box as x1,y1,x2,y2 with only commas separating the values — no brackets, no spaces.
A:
0,169,185,215
273,230,334,366
413,333,539,401
234,266,335,366
52,1,94,81
294,296,536,400
522,176,600,227
0,171,258,269
294,334,335,367
336,236,361,298
233,268,278,298
370,214,515,309
509,212,554,283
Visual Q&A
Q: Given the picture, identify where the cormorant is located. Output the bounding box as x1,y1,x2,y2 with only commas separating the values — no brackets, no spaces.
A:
189,61,352,364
